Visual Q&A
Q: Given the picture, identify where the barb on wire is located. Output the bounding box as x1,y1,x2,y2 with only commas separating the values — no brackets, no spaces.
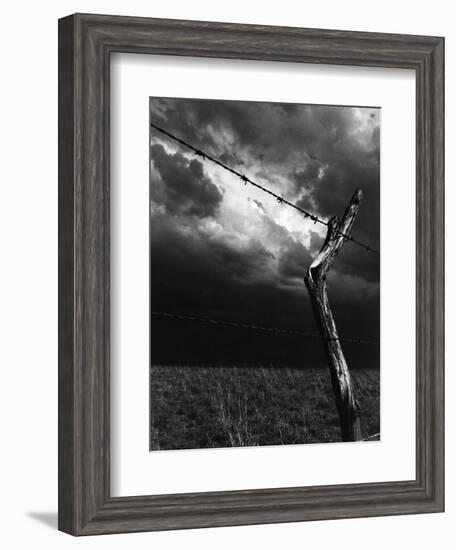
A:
151,311,380,346
150,121,379,255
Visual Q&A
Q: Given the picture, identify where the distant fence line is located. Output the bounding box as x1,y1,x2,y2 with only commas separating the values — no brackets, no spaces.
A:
151,311,380,346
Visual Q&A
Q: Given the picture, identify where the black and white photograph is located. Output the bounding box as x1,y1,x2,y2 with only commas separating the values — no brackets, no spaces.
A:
1,1,447,544
149,97,380,450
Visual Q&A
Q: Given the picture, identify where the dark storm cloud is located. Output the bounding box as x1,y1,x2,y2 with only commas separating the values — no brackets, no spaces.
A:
277,241,315,281
149,97,380,368
291,160,321,194
294,147,380,244
150,215,291,322
151,98,319,166
151,98,376,168
150,97,380,251
150,143,223,218
150,215,379,368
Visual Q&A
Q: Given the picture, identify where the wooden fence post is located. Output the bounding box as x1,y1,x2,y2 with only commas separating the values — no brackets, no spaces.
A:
304,189,363,442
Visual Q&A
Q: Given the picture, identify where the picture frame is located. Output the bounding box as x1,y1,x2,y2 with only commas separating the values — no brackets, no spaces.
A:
58,13,444,536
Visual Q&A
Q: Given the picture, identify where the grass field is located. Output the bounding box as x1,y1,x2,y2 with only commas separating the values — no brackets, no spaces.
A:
150,366,380,450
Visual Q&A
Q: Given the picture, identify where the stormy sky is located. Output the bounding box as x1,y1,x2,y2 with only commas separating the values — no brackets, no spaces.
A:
149,97,380,369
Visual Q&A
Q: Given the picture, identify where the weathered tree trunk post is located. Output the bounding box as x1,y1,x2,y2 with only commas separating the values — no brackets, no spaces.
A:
304,189,363,442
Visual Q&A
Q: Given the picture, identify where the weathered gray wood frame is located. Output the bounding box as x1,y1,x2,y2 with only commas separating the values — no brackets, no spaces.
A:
58,13,444,536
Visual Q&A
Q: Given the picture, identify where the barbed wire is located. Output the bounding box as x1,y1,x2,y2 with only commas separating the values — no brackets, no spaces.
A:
151,311,380,346
150,122,380,255
364,432,381,441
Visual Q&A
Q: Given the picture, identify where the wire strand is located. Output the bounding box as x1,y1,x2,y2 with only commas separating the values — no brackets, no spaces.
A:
150,122,380,255
151,311,380,346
